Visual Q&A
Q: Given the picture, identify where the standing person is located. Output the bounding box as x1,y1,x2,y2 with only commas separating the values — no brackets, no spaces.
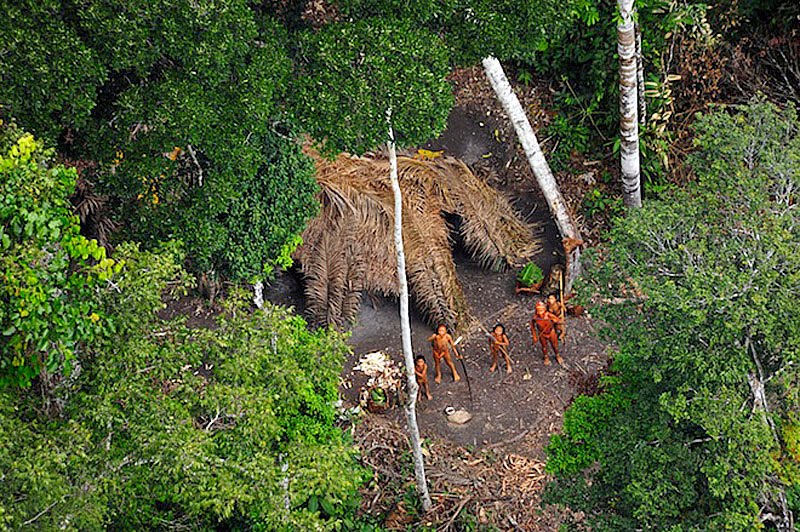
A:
427,324,461,384
530,300,564,366
414,355,433,401
546,293,566,342
488,323,512,374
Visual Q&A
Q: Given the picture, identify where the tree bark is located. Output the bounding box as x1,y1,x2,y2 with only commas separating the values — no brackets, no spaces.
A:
746,336,793,531
635,20,646,127
481,56,582,293
387,109,432,512
618,0,642,208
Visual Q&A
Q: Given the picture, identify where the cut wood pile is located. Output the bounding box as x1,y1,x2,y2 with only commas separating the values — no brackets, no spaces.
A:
296,148,542,330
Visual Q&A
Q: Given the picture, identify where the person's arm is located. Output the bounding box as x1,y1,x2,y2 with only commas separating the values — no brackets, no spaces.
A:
427,333,436,342
501,334,509,346
530,319,538,343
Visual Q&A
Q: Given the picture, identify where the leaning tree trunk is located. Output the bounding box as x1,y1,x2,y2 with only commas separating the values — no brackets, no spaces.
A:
387,109,432,512
618,0,642,208
482,56,583,293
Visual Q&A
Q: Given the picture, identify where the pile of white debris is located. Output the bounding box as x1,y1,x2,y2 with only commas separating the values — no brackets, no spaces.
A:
353,351,405,408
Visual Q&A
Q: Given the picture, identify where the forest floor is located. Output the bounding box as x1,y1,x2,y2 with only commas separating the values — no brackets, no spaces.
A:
260,67,612,530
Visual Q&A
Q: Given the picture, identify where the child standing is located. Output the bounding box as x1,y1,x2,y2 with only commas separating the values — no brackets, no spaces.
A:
414,355,433,401
488,323,511,374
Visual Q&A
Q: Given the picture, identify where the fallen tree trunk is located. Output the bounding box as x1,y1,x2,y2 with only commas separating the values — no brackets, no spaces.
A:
482,56,583,293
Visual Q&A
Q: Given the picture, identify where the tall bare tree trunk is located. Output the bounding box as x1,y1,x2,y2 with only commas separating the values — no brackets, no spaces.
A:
481,56,583,293
745,336,794,531
635,20,646,126
618,0,642,208
387,109,432,512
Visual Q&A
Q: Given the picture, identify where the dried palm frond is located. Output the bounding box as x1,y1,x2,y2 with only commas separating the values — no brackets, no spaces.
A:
402,191,465,329
70,171,118,247
296,147,541,330
398,157,538,271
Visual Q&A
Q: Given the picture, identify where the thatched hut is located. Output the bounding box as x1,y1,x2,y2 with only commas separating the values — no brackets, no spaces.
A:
295,149,542,330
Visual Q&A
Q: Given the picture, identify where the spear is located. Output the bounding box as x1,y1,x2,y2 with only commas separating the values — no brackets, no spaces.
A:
559,268,567,345
453,336,473,403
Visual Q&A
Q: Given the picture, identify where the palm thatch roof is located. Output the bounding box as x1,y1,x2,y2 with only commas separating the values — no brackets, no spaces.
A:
295,148,542,331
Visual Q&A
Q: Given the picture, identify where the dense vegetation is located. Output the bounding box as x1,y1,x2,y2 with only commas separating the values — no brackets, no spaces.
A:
0,0,583,281
0,126,365,529
2,0,798,528
1,1,318,280
546,101,800,529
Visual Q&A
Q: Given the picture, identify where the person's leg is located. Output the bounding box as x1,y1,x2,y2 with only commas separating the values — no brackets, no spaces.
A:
489,347,498,372
503,351,512,374
444,353,461,381
540,337,551,365
434,354,443,383
424,380,432,400
551,334,563,365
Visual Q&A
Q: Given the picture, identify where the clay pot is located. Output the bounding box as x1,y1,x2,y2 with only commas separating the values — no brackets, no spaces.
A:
366,398,389,414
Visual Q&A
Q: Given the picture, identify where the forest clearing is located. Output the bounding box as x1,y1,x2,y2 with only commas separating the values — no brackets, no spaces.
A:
1,1,799,530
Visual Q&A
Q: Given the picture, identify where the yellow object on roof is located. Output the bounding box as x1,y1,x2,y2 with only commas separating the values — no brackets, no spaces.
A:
415,148,444,160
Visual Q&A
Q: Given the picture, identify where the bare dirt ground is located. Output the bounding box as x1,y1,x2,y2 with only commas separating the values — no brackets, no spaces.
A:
308,67,610,530
341,239,608,531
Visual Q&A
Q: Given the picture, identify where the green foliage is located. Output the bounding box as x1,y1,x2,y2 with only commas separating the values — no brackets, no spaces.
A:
533,0,711,179
291,17,453,155
546,101,800,529
0,392,109,529
333,0,578,65
370,387,387,404
545,110,591,172
581,187,624,220
0,123,121,388
0,1,107,140
1,2,319,280
516,262,544,287
158,133,318,280
0,244,366,529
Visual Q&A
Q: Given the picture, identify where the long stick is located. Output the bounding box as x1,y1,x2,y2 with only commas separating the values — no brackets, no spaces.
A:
452,344,473,403
486,332,512,362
